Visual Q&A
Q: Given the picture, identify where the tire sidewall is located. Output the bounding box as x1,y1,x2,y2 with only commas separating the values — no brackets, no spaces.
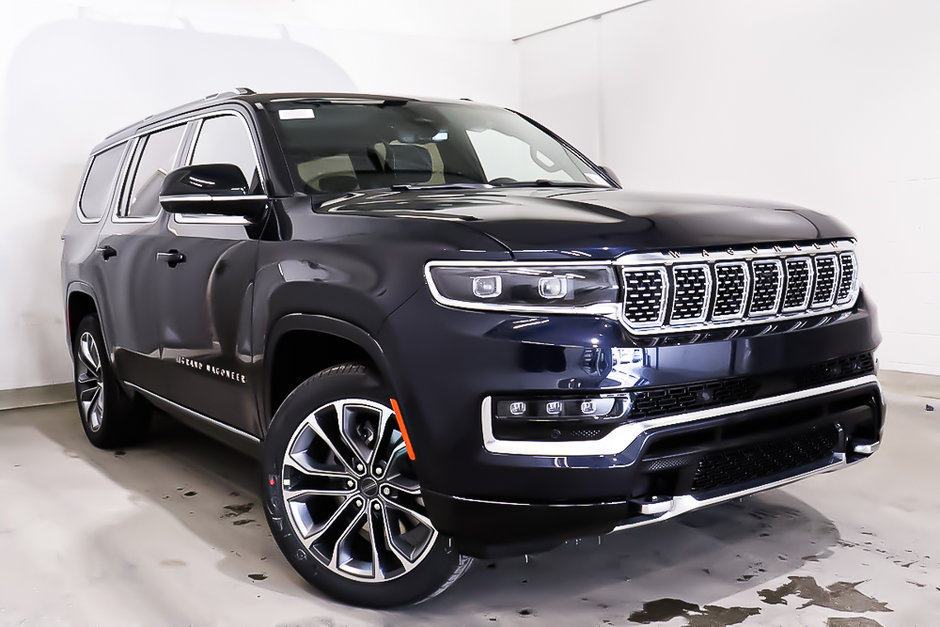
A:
260,365,462,608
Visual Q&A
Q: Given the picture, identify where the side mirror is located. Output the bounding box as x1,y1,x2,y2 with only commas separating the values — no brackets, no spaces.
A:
599,165,621,187
159,163,268,219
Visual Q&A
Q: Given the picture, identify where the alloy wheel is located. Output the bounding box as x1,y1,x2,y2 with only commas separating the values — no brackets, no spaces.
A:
280,398,438,583
76,331,104,432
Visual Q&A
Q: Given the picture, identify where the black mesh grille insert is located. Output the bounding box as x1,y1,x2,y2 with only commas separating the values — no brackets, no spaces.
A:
783,258,811,310
670,265,710,321
713,262,748,318
691,425,838,493
750,260,782,315
836,252,856,302
812,255,838,306
623,268,667,325
630,377,760,420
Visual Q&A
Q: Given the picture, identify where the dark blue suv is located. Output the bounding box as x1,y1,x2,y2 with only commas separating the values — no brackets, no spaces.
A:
61,89,884,607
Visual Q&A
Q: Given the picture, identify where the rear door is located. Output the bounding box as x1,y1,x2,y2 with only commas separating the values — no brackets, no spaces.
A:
93,123,188,386
149,111,266,434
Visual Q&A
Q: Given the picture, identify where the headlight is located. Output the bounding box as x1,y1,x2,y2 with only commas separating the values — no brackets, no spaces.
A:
425,262,620,314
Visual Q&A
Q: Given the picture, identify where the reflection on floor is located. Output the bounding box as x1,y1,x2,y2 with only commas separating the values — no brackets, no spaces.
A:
0,372,937,626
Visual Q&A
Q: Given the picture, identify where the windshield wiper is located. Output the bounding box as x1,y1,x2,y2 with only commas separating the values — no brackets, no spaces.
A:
390,183,493,191
493,180,610,189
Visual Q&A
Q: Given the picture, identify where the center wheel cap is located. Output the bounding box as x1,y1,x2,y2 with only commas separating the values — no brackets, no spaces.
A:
360,477,380,498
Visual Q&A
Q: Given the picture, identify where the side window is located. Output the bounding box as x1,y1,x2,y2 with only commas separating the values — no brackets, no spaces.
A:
123,125,186,218
79,143,126,220
190,115,260,190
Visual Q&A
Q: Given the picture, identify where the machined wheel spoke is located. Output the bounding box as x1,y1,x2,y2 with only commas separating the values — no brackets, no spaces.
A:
331,509,367,571
79,385,99,404
308,415,364,477
367,507,386,579
379,504,419,570
283,454,350,479
367,407,397,471
78,333,101,375
301,496,357,546
284,485,356,500
383,496,434,529
334,401,373,471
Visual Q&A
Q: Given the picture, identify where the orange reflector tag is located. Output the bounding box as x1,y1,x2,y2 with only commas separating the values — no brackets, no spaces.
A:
390,398,416,461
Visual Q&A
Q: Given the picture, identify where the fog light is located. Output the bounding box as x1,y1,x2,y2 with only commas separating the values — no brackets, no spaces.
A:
472,275,501,298
580,400,596,415
545,401,563,415
538,276,568,299
509,401,527,416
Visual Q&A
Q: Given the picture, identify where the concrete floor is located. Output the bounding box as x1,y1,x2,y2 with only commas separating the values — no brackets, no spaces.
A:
0,373,937,627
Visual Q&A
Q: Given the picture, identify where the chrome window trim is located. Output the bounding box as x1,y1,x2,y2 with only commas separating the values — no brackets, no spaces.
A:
424,260,621,317
112,123,189,224
76,140,132,224
481,374,879,456
781,256,814,312
615,240,859,335
710,260,750,320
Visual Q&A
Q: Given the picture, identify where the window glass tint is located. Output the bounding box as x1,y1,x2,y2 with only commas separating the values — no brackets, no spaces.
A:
190,115,259,189
79,143,125,220
125,125,186,218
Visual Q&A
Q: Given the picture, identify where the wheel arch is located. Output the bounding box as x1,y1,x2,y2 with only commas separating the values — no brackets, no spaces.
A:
264,313,397,431
65,283,106,358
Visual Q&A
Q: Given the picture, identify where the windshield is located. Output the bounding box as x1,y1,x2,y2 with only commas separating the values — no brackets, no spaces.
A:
265,99,611,194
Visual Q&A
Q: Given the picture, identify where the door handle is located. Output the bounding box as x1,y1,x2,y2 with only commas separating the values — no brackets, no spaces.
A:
156,249,186,267
96,245,117,260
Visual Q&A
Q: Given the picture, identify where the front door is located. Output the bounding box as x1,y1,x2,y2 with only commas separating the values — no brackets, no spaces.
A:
151,112,266,434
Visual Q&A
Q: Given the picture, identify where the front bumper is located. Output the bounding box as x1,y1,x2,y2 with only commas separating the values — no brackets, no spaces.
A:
425,376,883,557
377,290,883,557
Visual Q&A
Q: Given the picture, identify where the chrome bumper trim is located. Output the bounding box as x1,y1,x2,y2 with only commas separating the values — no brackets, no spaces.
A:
482,374,881,456
611,452,853,533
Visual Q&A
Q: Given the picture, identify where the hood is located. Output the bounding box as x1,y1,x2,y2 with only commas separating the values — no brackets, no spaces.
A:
317,187,854,260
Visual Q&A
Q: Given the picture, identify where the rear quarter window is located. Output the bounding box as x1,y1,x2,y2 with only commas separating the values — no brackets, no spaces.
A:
79,143,126,221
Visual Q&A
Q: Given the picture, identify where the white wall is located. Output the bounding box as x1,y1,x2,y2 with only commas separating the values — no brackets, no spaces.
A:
517,0,940,375
0,0,518,390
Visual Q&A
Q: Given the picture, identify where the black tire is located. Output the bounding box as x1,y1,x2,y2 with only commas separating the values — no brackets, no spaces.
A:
261,363,472,608
72,314,151,448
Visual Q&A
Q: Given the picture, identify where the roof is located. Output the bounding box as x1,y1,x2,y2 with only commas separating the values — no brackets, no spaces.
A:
93,89,481,153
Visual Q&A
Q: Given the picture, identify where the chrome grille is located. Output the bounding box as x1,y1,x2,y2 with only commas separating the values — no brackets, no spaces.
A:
618,241,860,334
783,257,812,311
671,265,710,322
812,255,838,307
836,252,857,303
622,268,667,327
749,260,783,315
712,262,748,319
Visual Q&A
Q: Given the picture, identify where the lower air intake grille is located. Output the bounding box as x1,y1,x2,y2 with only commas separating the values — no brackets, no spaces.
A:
690,425,838,493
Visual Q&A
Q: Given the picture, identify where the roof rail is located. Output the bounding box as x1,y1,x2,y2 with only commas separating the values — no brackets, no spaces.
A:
204,87,256,101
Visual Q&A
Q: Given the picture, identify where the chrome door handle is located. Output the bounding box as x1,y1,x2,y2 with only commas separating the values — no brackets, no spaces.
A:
156,249,186,267
96,245,117,260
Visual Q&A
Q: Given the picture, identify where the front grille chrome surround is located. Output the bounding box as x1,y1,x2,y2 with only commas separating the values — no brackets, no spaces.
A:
618,240,860,335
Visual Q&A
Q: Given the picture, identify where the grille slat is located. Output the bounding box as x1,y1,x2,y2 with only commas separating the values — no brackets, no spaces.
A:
619,242,860,334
